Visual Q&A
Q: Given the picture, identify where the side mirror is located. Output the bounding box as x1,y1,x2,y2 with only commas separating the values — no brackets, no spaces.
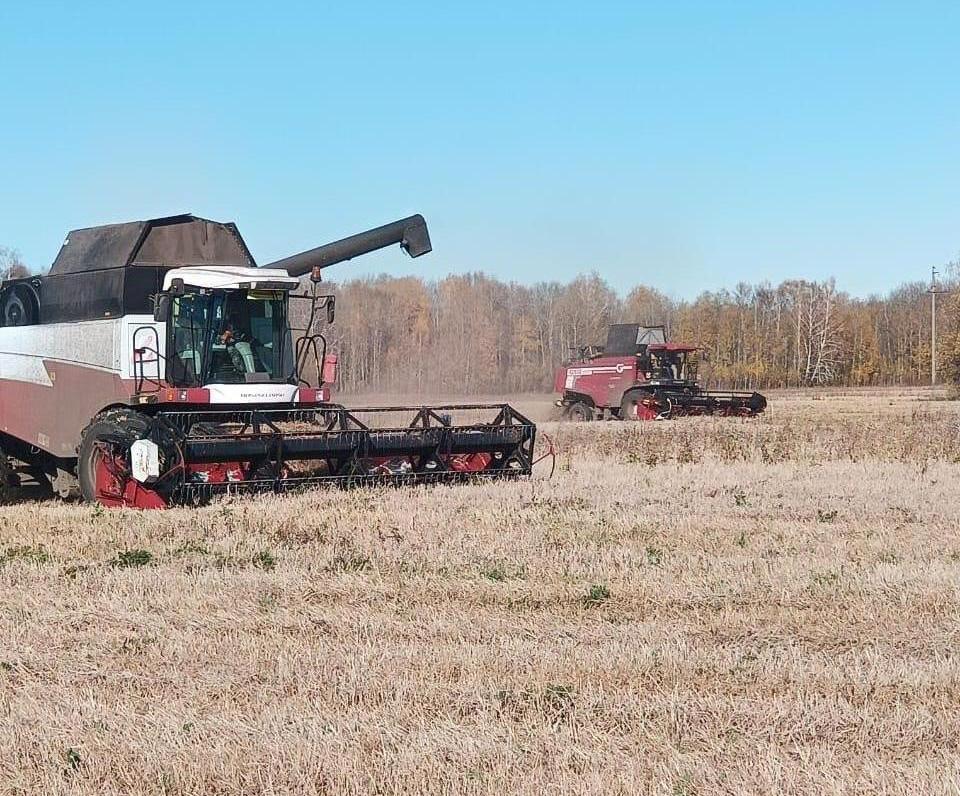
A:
326,296,336,324
154,294,171,323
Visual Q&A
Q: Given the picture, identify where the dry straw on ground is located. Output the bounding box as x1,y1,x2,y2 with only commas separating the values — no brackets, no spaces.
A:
2,388,960,794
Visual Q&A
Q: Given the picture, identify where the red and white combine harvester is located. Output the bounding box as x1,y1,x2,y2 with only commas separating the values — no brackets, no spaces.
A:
0,214,536,507
554,324,766,421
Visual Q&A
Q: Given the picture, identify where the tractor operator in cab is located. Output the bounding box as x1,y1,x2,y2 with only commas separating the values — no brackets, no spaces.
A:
218,313,248,346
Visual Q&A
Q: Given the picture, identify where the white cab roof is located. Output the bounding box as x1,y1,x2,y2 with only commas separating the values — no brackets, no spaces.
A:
163,266,300,291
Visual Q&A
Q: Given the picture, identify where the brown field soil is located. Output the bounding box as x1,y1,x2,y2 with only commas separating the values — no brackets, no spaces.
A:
2,387,960,794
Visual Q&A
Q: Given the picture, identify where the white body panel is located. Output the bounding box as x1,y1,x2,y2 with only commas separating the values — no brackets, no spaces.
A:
205,383,299,404
0,314,166,384
124,316,167,383
0,313,298,405
163,266,299,291
130,439,161,482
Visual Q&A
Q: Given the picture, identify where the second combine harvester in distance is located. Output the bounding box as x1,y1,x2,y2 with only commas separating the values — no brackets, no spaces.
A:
555,324,766,421
0,214,536,507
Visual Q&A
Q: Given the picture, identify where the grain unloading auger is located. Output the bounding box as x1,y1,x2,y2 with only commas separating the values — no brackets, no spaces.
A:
0,214,536,507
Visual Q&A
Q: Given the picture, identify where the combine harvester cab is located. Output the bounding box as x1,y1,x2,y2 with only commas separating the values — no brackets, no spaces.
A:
555,324,766,421
0,214,536,507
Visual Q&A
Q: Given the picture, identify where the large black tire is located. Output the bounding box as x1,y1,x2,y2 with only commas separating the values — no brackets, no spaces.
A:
0,284,39,327
77,409,154,504
748,391,767,415
566,402,594,422
0,450,21,504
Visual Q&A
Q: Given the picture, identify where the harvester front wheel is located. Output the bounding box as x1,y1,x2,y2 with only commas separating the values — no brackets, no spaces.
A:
566,402,593,422
78,409,166,508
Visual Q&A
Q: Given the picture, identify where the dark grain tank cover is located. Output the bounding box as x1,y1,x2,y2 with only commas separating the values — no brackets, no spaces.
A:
16,214,258,325
49,214,256,275
604,324,667,356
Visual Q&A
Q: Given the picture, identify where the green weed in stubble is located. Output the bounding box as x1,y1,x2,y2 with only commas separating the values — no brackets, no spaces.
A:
327,547,371,573
62,564,90,579
1,544,50,565
119,636,157,654
172,540,209,557
63,747,82,776
626,449,661,466
111,549,153,568
811,570,840,588
252,550,276,571
582,583,611,606
481,561,526,582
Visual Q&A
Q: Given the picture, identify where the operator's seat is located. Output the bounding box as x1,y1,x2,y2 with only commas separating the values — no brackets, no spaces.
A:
233,342,257,373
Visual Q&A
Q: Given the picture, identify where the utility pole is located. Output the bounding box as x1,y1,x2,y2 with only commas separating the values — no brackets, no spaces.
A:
929,266,948,385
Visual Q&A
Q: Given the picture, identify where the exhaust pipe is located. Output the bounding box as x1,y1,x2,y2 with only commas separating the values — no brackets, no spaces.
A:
263,215,432,277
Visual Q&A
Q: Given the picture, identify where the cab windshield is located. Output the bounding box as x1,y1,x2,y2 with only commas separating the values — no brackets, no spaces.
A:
168,290,291,386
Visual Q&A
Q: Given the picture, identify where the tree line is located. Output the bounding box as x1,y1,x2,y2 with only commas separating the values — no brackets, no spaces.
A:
300,266,960,394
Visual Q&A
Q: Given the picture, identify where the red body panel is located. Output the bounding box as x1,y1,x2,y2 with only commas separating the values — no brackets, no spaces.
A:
557,356,639,410
0,364,135,457
94,450,167,508
322,354,338,386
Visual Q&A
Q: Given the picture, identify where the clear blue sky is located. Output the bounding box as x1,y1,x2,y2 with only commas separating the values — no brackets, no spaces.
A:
0,1,957,299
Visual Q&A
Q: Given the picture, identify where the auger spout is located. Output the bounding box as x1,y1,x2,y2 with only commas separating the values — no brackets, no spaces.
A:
263,215,432,276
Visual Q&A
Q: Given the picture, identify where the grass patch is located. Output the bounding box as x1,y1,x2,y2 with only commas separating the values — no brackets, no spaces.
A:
811,569,840,588
582,583,611,606
173,540,209,556
481,561,525,582
252,549,277,571
111,549,153,569
645,545,664,566
2,544,50,565
482,564,508,582
327,546,372,573
64,747,82,775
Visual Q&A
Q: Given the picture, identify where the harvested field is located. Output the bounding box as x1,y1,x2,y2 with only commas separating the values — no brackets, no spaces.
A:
2,388,960,794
